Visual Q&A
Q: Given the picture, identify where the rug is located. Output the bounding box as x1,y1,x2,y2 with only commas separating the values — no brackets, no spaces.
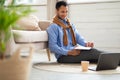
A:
33,62,120,75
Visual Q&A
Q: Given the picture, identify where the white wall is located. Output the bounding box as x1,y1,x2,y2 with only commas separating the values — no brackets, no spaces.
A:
69,2,120,51
31,6,47,20
68,0,120,3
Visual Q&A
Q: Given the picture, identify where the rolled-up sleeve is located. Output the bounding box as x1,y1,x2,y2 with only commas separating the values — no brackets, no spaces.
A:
47,24,69,55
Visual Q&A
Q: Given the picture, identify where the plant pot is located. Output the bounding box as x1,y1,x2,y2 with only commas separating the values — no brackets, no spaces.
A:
0,46,33,80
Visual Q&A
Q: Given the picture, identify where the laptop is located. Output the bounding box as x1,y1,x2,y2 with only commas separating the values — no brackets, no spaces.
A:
89,53,120,71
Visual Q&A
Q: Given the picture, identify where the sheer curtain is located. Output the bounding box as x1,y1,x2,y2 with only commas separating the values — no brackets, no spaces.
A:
47,0,67,20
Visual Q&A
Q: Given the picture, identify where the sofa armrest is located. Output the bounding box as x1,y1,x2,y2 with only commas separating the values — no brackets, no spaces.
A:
12,30,48,43
38,20,51,30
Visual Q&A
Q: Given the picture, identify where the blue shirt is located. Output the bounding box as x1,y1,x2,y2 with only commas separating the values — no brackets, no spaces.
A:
47,19,86,59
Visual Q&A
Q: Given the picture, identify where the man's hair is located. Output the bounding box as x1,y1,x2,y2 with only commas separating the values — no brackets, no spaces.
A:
56,1,68,10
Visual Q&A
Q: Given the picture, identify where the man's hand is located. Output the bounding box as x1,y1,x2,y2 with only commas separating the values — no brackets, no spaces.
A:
67,49,80,56
85,42,94,47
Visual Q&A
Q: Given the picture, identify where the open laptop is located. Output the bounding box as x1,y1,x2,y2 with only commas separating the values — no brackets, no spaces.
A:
89,53,120,71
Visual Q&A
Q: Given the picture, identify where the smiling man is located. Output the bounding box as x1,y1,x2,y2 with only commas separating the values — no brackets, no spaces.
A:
47,1,104,63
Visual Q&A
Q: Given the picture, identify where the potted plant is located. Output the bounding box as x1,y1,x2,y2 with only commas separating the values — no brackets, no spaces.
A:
0,0,33,59
0,0,34,80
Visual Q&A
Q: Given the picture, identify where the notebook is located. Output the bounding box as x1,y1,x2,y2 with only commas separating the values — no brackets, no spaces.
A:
74,45,91,50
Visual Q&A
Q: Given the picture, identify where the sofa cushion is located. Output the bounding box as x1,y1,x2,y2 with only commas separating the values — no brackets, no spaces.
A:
15,15,41,31
38,20,51,30
12,30,48,43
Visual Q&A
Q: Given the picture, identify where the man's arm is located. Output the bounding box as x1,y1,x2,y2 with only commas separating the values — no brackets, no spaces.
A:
72,24,94,47
47,24,81,56
47,24,69,56
72,24,86,46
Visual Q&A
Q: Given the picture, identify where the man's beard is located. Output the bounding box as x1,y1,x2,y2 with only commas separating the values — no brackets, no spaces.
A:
57,14,66,20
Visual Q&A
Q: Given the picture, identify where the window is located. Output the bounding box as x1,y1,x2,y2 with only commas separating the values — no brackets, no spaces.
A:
68,0,119,3
14,0,47,20
15,0,47,5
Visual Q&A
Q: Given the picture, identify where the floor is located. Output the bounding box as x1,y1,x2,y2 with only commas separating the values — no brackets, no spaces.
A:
29,49,120,80
30,68,120,80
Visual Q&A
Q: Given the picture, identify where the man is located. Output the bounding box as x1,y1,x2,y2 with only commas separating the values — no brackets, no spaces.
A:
47,1,104,63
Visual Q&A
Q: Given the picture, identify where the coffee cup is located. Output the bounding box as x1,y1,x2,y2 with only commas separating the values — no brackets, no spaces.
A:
81,61,89,72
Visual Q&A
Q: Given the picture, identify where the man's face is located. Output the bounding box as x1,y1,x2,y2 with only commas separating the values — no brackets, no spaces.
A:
56,6,68,20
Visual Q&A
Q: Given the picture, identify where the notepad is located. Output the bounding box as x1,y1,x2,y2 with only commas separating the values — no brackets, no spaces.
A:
74,45,91,50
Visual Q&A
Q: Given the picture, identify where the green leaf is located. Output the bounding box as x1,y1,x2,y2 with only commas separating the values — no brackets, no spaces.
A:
0,0,34,55
0,0,5,6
